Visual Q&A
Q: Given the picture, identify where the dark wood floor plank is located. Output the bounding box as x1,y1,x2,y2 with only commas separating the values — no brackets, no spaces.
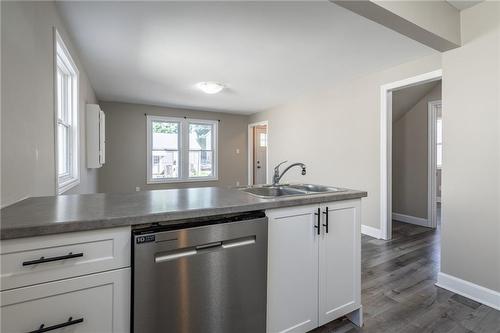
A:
310,221,500,333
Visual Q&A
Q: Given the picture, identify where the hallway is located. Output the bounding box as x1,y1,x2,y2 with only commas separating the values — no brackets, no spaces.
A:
314,222,500,333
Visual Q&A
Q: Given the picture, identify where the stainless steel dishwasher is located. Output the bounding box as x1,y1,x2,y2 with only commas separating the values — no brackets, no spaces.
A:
132,211,268,333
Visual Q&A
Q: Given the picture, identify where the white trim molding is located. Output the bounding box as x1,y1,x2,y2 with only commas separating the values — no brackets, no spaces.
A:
361,225,382,239
437,272,500,311
380,69,442,240
392,213,429,227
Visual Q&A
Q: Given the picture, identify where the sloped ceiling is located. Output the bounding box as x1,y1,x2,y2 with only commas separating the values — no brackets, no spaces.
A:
392,81,440,122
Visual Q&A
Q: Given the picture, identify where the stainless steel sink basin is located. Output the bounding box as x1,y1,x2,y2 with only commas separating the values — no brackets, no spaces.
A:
287,184,343,193
240,184,345,198
240,186,307,198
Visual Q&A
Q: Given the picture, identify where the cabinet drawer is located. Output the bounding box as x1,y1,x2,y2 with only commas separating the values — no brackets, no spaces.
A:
1,268,130,333
1,227,130,290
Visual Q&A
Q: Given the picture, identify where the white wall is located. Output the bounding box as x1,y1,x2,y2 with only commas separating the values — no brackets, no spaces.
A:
1,1,98,207
441,1,500,292
249,54,442,230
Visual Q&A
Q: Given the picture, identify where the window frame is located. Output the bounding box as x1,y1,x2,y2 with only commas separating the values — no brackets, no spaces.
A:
54,29,80,194
436,117,443,169
146,116,218,184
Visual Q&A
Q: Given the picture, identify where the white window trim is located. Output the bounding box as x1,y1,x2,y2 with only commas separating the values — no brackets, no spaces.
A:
54,29,80,194
146,115,218,184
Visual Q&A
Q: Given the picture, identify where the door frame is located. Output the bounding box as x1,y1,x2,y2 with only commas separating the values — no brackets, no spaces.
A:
248,121,269,185
428,100,442,229
380,69,442,240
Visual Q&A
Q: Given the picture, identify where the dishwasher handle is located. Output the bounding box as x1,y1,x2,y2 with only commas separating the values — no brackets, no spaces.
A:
155,249,197,263
154,236,256,264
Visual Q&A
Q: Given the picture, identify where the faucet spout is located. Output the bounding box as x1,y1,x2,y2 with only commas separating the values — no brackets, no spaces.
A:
272,162,306,185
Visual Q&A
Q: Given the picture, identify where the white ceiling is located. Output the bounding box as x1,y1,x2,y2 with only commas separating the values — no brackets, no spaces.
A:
392,81,440,122
446,0,483,11
57,1,435,114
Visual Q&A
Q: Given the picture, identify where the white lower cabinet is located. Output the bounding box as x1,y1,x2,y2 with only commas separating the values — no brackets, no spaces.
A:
0,227,131,333
267,205,319,333
318,200,361,326
266,199,362,333
1,268,130,333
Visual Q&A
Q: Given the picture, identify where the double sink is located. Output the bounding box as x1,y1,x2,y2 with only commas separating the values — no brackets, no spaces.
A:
240,184,345,199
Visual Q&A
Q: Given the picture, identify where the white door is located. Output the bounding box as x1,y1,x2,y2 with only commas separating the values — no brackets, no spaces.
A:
267,205,320,333
253,125,267,184
318,200,361,326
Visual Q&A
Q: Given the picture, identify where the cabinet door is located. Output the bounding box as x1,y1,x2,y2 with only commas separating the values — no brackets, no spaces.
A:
318,199,361,326
1,268,130,333
266,205,319,333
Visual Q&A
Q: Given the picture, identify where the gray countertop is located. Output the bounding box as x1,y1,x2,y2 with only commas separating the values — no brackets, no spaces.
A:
0,187,367,240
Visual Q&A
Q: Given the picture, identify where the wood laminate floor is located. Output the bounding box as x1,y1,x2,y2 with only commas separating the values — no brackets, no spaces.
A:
312,221,500,333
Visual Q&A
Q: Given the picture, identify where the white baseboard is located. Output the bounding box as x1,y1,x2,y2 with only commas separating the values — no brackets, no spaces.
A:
436,272,500,311
392,213,429,227
361,225,382,239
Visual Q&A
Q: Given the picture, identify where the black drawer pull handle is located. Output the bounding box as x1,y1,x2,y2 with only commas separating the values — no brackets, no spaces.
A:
322,207,329,233
27,317,84,333
22,252,84,266
314,208,321,235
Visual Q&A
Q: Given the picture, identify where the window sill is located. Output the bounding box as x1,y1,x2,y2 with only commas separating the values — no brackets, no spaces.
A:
147,177,219,185
58,178,80,194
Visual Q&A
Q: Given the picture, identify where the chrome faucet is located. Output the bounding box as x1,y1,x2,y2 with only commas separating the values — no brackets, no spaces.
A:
272,161,306,185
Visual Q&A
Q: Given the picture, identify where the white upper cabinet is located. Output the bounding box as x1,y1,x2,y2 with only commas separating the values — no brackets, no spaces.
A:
86,104,105,168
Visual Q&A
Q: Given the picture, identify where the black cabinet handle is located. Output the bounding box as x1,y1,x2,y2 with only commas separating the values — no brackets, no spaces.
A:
27,317,84,333
322,207,329,233
314,208,321,235
22,252,84,266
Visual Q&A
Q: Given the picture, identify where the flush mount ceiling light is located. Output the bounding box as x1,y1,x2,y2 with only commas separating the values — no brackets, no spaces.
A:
196,81,225,94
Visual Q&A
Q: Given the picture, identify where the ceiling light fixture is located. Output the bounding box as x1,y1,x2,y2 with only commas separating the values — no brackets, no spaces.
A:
196,81,225,94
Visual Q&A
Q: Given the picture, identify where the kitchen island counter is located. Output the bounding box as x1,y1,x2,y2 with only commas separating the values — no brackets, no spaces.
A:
1,186,366,240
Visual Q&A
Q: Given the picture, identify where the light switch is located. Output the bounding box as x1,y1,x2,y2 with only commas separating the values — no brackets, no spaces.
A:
236,149,240,154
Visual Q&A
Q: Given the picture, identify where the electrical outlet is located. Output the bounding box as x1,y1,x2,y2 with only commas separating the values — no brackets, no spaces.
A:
135,187,140,192
236,181,240,186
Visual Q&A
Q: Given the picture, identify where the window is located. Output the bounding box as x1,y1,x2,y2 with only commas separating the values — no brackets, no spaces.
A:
436,117,443,168
147,116,218,183
259,132,267,147
55,30,79,193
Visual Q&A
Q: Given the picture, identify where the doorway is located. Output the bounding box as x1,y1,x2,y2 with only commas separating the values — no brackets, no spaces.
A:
248,121,268,185
380,70,442,240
